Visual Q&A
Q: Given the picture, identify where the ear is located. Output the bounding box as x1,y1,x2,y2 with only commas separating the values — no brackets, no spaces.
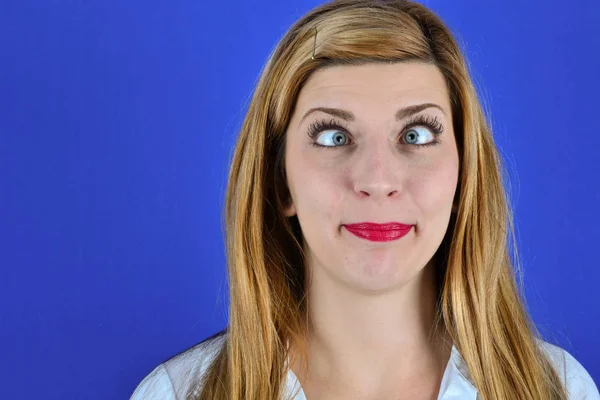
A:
283,198,297,217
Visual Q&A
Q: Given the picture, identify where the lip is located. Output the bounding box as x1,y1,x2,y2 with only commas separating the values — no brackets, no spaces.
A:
343,222,413,242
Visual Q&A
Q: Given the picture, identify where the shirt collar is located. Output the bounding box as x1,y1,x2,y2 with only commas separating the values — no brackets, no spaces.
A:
284,344,478,399
437,345,478,399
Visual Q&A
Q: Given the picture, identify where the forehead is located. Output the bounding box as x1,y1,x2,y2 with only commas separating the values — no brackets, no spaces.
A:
295,62,450,113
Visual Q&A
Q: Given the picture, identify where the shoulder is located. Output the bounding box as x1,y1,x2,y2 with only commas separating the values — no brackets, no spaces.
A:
130,332,227,400
130,363,176,400
536,339,600,399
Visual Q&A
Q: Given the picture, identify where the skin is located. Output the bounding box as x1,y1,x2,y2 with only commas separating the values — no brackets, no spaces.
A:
282,62,460,399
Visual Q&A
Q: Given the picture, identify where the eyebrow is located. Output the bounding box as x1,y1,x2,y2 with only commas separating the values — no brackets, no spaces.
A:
299,103,446,126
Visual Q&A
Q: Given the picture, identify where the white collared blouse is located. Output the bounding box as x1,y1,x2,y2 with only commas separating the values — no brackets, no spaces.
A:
131,334,599,399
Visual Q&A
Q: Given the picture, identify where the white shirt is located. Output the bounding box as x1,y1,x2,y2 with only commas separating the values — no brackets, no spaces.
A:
131,334,600,399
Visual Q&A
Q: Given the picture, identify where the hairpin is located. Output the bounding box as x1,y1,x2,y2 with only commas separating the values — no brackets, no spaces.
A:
311,27,318,60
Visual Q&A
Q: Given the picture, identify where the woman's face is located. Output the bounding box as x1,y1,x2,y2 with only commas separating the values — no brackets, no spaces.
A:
283,62,459,293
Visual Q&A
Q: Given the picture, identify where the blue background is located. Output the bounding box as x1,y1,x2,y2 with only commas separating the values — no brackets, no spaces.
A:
1,1,598,398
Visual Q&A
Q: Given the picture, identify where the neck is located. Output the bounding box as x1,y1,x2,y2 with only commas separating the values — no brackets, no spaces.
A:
290,260,452,398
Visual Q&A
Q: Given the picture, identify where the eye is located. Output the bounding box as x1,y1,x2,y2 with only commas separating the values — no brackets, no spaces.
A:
402,126,435,145
307,116,443,150
315,129,349,147
307,118,352,149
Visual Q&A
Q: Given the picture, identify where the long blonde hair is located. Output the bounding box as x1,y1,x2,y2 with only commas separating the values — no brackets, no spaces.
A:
194,1,567,398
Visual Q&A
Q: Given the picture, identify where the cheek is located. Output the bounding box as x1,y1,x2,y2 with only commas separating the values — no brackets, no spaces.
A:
409,156,459,213
307,166,347,214
286,150,347,215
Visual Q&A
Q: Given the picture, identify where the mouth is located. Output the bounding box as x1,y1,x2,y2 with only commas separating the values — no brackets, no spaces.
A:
343,222,414,242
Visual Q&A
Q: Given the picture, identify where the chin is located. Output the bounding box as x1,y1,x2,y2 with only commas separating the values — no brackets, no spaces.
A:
342,262,419,295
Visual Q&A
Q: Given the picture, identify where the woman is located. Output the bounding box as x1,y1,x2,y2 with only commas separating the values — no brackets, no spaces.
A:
131,1,599,399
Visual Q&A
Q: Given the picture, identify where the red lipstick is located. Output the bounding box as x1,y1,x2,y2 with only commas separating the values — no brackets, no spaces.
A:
343,222,413,242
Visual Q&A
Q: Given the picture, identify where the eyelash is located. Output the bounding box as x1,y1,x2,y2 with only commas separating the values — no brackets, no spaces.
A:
307,114,444,149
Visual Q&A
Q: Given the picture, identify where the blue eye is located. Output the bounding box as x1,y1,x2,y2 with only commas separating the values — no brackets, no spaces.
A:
307,115,443,150
306,118,352,149
316,130,349,147
403,126,435,145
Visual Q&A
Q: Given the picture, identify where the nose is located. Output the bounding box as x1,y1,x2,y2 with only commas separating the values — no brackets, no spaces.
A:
352,144,403,200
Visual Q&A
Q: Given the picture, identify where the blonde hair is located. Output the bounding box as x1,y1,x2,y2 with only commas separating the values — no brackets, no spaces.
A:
194,1,567,398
